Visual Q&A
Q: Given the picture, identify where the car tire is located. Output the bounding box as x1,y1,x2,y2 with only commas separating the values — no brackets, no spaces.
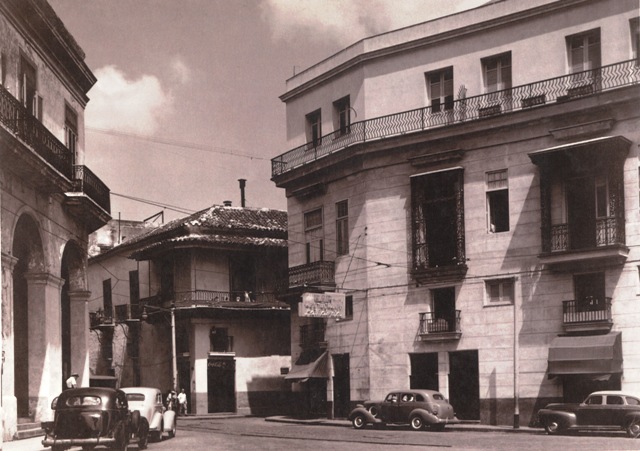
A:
410,415,425,431
138,417,149,449
112,421,129,450
168,418,176,438
626,418,640,438
153,419,164,442
543,418,564,435
352,414,367,429
130,410,140,432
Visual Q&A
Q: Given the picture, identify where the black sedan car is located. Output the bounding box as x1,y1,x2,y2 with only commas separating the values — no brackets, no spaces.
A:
41,387,147,450
537,390,640,437
348,389,459,431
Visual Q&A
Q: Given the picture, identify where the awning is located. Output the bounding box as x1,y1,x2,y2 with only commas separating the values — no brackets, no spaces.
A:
547,331,622,377
284,350,329,381
528,135,630,167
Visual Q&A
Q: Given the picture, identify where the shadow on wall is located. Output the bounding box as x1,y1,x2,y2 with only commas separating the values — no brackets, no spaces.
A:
245,376,295,416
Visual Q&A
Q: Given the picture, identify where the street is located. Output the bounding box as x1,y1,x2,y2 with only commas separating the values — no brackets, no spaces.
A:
147,417,638,451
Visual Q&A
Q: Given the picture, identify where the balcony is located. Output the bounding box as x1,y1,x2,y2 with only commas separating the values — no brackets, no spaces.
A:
562,298,613,334
89,308,114,330
114,303,141,323
272,59,640,177
300,322,327,349
288,261,336,291
0,84,111,229
418,311,462,342
141,289,289,310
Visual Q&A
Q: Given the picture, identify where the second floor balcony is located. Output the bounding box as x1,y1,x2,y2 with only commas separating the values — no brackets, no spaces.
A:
288,261,336,291
562,298,613,334
140,289,290,310
272,59,640,178
418,311,462,342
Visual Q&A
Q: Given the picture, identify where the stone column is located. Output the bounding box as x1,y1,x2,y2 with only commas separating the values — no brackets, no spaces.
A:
68,290,91,388
24,272,64,422
1,253,18,442
437,351,450,399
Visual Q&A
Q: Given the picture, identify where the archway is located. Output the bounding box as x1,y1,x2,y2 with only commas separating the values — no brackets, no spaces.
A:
61,241,85,389
12,214,44,418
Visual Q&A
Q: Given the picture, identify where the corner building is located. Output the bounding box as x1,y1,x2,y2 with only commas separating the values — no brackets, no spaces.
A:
0,0,111,441
272,0,640,425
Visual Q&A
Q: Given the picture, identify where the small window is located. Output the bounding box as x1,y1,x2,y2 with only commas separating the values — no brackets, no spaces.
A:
304,208,323,230
585,395,603,405
626,397,640,406
485,278,515,305
306,109,322,147
486,170,509,233
336,200,349,255
333,96,350,136
606,396,624,405
482,52,512,97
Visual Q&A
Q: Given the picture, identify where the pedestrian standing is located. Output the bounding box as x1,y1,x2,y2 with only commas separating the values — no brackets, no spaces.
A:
177,388,188,416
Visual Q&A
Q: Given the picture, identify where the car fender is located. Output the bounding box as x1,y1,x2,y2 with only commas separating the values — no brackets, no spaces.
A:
410,408,440,424
148,410,163,431
623,411,640,424
348,406,378,423
538,409,577,427
163,408,176,432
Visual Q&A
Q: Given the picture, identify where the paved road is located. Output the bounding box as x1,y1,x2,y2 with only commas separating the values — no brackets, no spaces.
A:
8,417,639,450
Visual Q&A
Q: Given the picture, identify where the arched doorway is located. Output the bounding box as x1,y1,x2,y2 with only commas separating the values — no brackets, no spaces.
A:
12,214,44,418
61,241,85,390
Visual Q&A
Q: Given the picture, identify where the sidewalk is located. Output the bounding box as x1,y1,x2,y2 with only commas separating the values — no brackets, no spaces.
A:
264,416,544,434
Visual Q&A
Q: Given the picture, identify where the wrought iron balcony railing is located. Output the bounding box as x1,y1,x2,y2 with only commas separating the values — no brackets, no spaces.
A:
0,84,72,179
73,165,111,213
562,298,612,325
142,289,288,309
272,59,640,177
288,261,336,289
419,311,462,335
543,217,625,253
300,322,326,348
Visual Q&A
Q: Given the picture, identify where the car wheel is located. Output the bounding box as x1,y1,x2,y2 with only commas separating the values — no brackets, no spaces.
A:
352,413,367,429
626,418,640,438
168,418,176,438
367,406,379,418
544,419,564,435
138,417,149,449
410,415,425,431
130,410,141,432
112,421,129,450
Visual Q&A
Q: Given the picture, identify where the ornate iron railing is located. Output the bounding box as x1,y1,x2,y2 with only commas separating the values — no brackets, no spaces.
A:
543,217,625,253
73,165,111,213
419,310,461,335
272,59,640,177
562,298,612,324
0,84,73,179
159,289,285,308
300,322,326,348
288,261,335,288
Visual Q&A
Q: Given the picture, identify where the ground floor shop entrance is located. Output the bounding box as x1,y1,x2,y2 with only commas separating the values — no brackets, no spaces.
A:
332,353,350,418
207,357,236,413
449,350,480,420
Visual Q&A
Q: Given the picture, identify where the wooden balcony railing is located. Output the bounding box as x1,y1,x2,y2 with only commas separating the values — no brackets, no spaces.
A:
419,311,461,336
73,165,111,213
562,298,612,325
272,59,640,177
288,261,336,289
300,322,326,349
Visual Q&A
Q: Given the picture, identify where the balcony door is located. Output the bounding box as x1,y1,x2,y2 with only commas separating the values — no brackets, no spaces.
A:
432,287,456,332
574,272,605,312
567,176,596,249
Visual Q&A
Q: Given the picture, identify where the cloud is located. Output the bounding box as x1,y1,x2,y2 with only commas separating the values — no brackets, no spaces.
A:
86,65,173,134
170,56,191,84
261,0,488,46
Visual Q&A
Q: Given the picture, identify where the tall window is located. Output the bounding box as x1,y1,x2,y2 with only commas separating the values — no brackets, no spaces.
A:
306,109,322,147
631,18,640,62
431,287,456,332
333,96,351,136
305,208,324,263
20,57,41,119
567,29,601,84
486,170,509,233
411,168,465,270
103,279,112,317
65,105,78,165
336,200,349,256
0,53,5,86
427,67,453,113
482,53,511,100
574,272,605,312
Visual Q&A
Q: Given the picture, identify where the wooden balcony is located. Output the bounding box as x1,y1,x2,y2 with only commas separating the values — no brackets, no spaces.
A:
141,289,289,310
64,165,111,232
418,311,462,342
562,298,613,334
288,261,336,291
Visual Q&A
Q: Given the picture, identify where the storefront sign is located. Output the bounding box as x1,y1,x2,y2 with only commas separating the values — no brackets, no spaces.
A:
299,292,346,318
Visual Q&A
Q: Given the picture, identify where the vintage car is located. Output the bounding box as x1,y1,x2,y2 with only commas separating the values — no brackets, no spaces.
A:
537,390,640,437
41,387,146,450
121,386,177,441
348,389,459,431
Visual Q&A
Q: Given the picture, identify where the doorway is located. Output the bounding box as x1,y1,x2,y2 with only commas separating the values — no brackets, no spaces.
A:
332,353,350,418
410,353,439,390
449,350,480,420
207,357,235,413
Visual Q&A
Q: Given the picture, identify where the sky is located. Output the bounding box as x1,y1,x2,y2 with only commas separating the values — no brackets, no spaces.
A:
48,0,488,223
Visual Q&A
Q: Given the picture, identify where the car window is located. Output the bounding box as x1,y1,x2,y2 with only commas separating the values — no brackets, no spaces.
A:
401,394,414,402
66,396,101,407
432,393,445,401
115,392,128,409
385,393,398,403
606,396,624,405
125,393,145,402
415,394,425,402
156,393,163,404
584,395,603,405
626,397,640,406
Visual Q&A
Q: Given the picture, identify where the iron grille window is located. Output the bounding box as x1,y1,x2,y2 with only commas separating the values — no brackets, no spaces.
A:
486,170,509,233
411,168,465,270
336,200,349,255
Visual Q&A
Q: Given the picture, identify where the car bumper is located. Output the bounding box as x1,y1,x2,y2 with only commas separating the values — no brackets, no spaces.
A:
42,437,116,447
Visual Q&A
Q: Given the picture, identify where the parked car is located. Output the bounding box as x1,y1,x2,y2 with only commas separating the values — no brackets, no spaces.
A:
348,389,459,431
537,390,640,437
41,387,145,450
121,386,177,442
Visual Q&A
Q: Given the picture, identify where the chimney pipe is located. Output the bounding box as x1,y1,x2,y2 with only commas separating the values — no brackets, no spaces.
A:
223,200,232,207
238,178,246,207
